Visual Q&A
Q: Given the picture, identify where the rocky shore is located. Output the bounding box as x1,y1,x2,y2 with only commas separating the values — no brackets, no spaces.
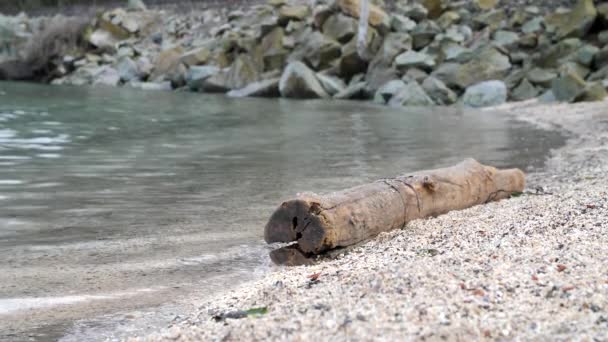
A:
1,0,608,106
130,98,608,341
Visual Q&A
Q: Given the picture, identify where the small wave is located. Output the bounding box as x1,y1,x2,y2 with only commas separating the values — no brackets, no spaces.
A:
0,180,24,185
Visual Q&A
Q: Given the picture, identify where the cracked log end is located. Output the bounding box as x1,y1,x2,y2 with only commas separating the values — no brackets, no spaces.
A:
269,245,315,266
264,198,328,254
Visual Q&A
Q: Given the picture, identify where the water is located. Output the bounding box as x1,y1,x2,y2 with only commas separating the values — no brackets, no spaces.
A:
0,81,564,341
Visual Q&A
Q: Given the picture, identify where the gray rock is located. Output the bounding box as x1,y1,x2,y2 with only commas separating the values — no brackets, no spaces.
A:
278,5,310,25
400,3,428,22
544,0,597,39
227,78,280,98
576,45,599,67
411,20,440,50
527,68,557,88
441,42,473,63
510,78,538,101
116,57,140,82
521,16,543,33
552,69,586,102
316,73,346,96
538,89,557,103
473,9,506,30
391,15,417,32
340,28,382,78
432,47,511,89
504,68,526,90
92,66,121,87
394,50,436,71
334,82,372,100
322,13,357,44
374,80,407,104
186,65,220,91
225,55,261,90
593,46,608,70
422,76,458,105
404,68,429,83
599,30,608,45
279,61,329,99
290,31,342,70
463,80,507,108
588,65,608,82
577,82,607,102
127,0,147,11
493,30,519,48
388,80,435,107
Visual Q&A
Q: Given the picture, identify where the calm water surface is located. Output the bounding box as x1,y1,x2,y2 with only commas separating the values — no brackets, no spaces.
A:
0,81,564,341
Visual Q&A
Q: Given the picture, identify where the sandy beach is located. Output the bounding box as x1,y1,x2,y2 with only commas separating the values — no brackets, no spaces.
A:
135,100,608,341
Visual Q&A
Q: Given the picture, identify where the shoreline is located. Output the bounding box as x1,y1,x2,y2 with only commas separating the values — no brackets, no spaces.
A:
134,99,608,341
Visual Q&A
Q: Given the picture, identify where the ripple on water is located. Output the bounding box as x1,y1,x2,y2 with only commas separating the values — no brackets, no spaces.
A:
0,180,25,185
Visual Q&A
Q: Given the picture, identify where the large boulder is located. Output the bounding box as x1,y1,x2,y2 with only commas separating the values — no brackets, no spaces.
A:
336,0,390,30
151,46,185,82
180,47,211,67
551,69,587,102
186,65,221,91
339,27,382,78
116,56,140,82
260,27,288,71
545,0,597,39
334,81,373,100
388,80,435,107
279,61,329,98
432,47,511,90
290,31,342,70
317,73,347,96
374,79,406,104
527,68,557,88
322,13,358,44
462,80,507,108
422,76,458,105
225,54,261,90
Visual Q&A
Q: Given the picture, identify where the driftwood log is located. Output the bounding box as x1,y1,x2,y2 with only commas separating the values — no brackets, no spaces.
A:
265,159,525,266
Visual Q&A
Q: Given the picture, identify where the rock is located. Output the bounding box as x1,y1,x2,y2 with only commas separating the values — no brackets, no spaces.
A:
521,16,543,34
127,0,147,11
279,61,329,98
185,65,221,91
225,54,261,90
151,46,185,81
517,33,537,48
366,65,399,92
576,45,599,67
268,0,286,7
462,80,507,107
504,68,525,90
534,38,582,68
388,80,435,106
391,15,417,32
278,5,310,25
374,79,406,104
116,56,140,82
588,65,608,82
560,61,590,80
334,81,372,100
422,76,457,105
404,68,428,83
317,73,346,96
432,47,511,89
129,81,172,91
92,66,121,87
227,78,280,98
441,42,473,63
394,50,436,71
400,3,428,22
527,68,557,88
339,27,381,78
578,82,607,102
290,31,342,70
545,0,596,39
88,29,118,50
475,0,498,10
473,9,506,30
551,69,586,102
538,89,557,103
323,13,358,44
411,20,440,50
421,0,444,19
180,47,211,67
593,46,608,70
510,78,538,101
493,30,519,48
261,27,288,71
437,11,460,29
336,0,390,30
313,5,333,28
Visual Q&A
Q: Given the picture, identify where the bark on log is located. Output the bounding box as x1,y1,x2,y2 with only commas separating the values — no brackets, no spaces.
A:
265,159,525,265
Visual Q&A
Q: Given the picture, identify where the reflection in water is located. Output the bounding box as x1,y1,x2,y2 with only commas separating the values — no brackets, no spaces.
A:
0,81,564,340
